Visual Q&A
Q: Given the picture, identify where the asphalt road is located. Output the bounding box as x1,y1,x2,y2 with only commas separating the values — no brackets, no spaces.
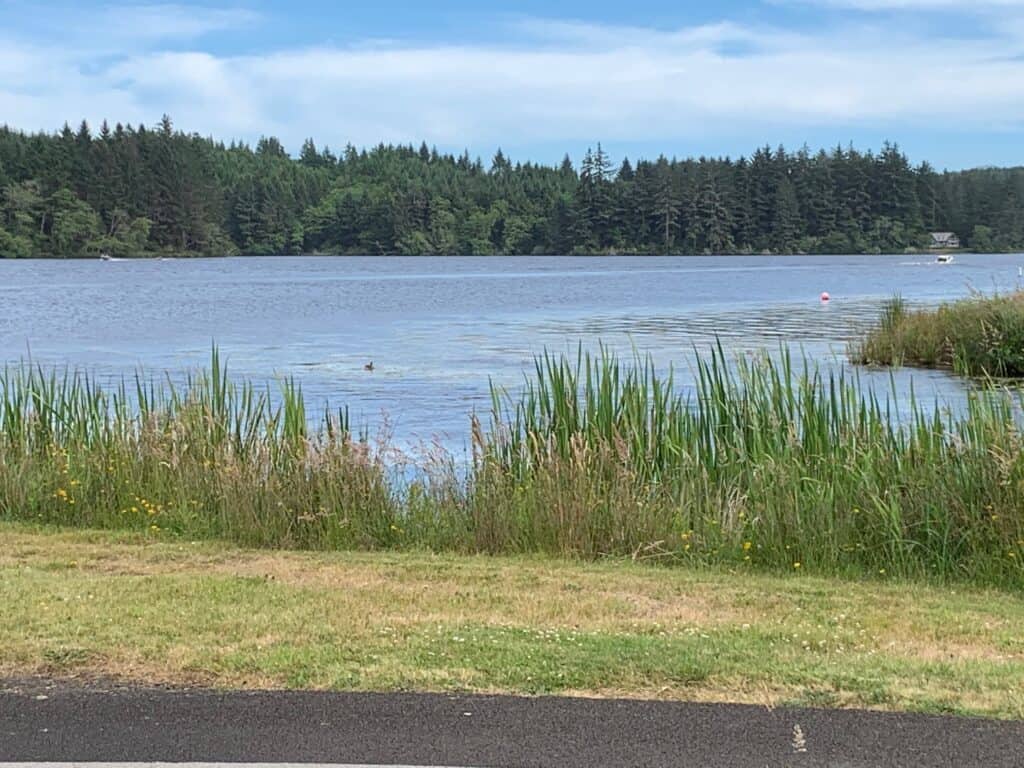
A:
1,679,1022,767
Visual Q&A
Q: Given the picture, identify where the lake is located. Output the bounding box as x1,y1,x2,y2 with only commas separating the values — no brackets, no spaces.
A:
2,253,1022,451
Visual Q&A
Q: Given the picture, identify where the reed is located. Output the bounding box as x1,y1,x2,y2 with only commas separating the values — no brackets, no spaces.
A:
478,345,1024,584
0,352,406,550
1,347,1022,587
853,292,1024,377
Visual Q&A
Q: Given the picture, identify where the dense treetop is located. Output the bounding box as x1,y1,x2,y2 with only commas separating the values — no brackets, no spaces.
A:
1,116,1022,257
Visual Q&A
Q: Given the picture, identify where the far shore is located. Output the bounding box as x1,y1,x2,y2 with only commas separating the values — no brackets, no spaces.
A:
2,248,1000,260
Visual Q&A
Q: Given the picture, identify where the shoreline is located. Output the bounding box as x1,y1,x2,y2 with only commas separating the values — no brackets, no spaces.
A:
2,249,998,260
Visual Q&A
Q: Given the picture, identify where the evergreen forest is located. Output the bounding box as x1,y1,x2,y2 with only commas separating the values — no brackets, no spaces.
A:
2,116,1023,258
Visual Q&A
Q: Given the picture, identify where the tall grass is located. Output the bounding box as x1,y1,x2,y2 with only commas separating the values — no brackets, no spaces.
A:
1,347,1022,587
853,292,1024,377
0,352,409,550
478,345,1023,583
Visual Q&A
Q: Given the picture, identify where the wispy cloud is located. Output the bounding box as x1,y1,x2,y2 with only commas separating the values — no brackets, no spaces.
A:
1,2,258,55
95,3,260,44
2,4,1024,161
791,0,1024,10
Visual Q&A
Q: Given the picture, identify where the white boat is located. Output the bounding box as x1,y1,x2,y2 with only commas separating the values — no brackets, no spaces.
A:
99,252,112,261
936,253,954,264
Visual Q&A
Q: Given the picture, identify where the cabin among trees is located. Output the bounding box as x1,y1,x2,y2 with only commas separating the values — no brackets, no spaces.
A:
2,116,1024,258
929,231,961,249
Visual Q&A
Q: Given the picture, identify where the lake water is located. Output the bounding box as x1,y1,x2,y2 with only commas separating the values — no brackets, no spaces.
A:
2,254,1022,450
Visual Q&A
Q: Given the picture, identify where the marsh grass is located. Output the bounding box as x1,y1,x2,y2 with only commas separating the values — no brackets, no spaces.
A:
853,291,1024,377
0,350,406,550
1,346,1022,587
479,345,1024,585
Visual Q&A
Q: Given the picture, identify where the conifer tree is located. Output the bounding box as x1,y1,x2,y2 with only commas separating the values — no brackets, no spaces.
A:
0,118,1022,257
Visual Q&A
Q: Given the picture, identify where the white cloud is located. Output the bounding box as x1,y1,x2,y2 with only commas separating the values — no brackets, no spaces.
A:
794,0,1024,10
1,3,258,57
99,4,260,42
2,7,1024,155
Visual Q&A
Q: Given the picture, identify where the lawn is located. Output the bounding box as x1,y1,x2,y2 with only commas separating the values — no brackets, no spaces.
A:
2,523,1022,720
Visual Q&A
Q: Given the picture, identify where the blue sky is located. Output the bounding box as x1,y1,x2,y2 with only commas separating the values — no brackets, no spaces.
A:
2,0,1024,169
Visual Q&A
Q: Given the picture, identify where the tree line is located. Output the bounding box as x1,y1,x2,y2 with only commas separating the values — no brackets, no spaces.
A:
1,115,1022,258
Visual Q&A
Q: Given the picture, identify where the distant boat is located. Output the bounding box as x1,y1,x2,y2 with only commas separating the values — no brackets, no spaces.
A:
936,253,954,265
99,253,112,261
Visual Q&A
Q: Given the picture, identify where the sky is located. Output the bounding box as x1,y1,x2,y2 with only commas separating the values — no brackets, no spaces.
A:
2,0,1024,169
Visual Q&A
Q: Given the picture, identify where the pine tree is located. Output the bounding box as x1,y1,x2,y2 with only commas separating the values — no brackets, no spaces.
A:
300,138,321,168
490,148,511,176
693,172,734,253
1,119,1022,257
653,160,679,252
772,177,800,252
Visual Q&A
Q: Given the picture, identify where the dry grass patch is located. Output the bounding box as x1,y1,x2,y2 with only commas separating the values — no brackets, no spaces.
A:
2,523,1023,719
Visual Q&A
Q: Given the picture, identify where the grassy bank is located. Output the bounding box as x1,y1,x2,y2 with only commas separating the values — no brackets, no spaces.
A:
853,292,1024,377
1,347,1022,587
2,524,1022,718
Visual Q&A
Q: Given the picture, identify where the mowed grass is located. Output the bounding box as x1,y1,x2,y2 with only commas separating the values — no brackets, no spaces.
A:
2,523,1023,720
